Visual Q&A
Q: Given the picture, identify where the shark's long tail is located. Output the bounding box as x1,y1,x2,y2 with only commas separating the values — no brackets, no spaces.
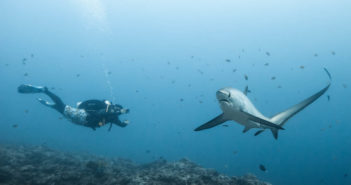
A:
268,68,331,139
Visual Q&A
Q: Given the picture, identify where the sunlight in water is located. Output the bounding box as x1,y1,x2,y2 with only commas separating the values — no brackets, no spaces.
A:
72,0,110,32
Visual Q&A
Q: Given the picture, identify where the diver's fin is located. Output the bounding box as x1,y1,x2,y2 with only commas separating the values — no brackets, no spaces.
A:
18,84,46,94
240,110,284,130
244,86,249,95
254,130,265,136
270,129,278,139
194,113,228,131
243,126,251,133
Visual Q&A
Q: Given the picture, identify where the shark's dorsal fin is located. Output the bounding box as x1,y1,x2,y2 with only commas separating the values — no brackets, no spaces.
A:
194,113,228,131
244,86,250,95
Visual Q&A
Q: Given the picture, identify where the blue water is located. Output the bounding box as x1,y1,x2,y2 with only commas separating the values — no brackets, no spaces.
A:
1,0,350,184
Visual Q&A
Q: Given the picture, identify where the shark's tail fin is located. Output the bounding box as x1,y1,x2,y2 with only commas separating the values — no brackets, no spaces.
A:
268,79,330,139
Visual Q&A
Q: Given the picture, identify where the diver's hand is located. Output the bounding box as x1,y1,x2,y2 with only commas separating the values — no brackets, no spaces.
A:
120,108,130,114
123,120,130,125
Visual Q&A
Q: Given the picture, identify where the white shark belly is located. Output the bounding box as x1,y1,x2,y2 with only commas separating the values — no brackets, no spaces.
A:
223,95,269,129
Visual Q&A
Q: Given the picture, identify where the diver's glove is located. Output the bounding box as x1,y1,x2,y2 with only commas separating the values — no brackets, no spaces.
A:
108,120,130,131
120,108,130,114
122,120,130,125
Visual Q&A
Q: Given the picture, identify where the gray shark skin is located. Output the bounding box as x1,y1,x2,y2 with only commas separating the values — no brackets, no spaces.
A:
194,69,331,139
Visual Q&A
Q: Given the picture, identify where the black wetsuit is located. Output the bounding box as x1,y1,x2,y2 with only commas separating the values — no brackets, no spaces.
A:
39,88,127,130
77,99,127,130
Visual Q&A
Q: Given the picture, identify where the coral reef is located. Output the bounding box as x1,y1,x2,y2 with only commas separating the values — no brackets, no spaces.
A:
0,145,271,185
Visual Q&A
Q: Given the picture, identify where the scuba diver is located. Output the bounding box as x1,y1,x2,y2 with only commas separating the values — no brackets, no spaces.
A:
17,84,130,131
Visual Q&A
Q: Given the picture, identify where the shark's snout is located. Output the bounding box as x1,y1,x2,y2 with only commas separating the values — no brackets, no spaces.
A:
216,89,231,103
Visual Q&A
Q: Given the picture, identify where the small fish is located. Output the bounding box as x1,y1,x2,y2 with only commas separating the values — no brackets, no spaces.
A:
135,90,139,93
22,61,26,65
225,59,231,62
300,65,305,69
264,63,269,66
5,63,9,66
259,164,266,172
22,58,27,62
197,69,204,75
108,71,112,75
199,100,203,104
331,51,336,55
12,124,18,128
188,84,192,87
233,69,237,72
222,124,229,127
76,74,80,77
344,173,348,177
233,151,238,155
342,84,347,88
171,80,175,84
238,55,241,59
265,52,270,56
314,53,318,57
145,150,151,154
327,95,330,101
24,72,28,77
271,76,276,80
58,117,63,120
176,66,179,70
277,85,282,88
180,98,184,102
24,110,29,114
30,54,34,58
244,74,248,80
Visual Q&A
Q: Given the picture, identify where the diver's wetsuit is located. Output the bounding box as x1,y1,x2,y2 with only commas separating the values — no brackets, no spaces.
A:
18,84,129,130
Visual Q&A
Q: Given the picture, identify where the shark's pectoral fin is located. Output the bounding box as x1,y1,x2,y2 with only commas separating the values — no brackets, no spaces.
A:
194,113,228,131
240,110,284,130
254,130,265,136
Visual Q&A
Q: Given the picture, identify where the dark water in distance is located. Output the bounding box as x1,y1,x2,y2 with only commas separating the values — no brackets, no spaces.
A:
0,0,350,184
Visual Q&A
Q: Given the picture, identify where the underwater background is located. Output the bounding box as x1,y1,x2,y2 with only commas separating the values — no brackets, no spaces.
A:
0,0,350,184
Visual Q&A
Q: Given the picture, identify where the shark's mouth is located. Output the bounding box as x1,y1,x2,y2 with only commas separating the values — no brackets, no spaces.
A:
219,99,230,103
